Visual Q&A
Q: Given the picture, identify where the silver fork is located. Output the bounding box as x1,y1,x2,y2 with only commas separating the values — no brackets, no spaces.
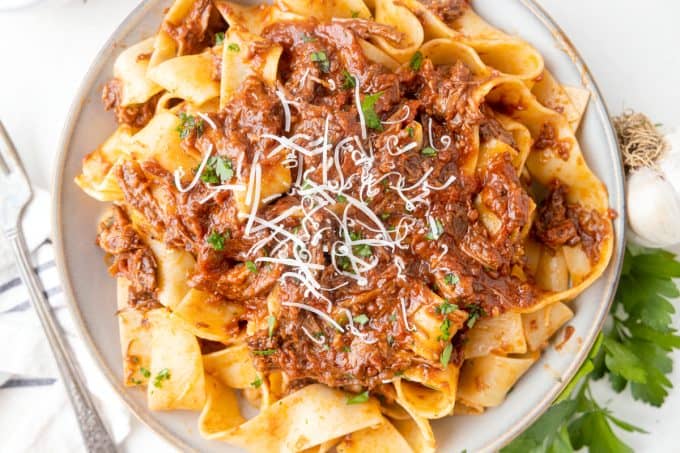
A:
0,121,117,453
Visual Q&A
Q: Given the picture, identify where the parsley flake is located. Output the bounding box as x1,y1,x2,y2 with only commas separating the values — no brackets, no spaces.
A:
425,218,444,240
301,33,316,43
466,304,486,328
250,377,263,388
207,231,225,251
342,69,356,89
421,146,437,157
253,349,277,356
311,50,330,72
445,273,459,286
346,390,370,405
245,260,257,273
177,112,204,139
215,32,225,45
354,314,369,326
140,367,151,379
440,343,452,367
436,301,458,315
153,368,171,388
227,42,240,52
199,156,233,184
409,51,423,71
361,92,384,131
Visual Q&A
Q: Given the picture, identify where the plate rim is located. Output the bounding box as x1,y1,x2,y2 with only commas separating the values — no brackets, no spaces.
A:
50,1,626,451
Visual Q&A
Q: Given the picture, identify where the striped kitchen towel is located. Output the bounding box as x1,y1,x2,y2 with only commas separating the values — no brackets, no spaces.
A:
0,190,130,453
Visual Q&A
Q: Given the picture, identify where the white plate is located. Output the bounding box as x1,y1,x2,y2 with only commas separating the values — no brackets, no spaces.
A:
51,1,626,451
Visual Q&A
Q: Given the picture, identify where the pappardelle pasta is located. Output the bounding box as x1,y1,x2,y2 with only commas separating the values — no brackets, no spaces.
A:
76,0,614,451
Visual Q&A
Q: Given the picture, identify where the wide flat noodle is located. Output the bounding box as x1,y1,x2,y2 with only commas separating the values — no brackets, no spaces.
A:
208,384,383,452
116,278,155,387
277,0,371,21
74,125,135,201
147,309,206,411
198,374,245,437
372,0,424,63
148,240,195,309
114,37,163,106
463,311,527,359
457,352,538,408
203,343,258,389
149,0,200,67
148,50,220,105
394,364,459,419
337,417,413,453
522,302,574,351
172,289,244,343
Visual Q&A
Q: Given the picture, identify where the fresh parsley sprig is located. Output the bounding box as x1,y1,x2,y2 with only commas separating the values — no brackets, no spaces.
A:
504,246,680,452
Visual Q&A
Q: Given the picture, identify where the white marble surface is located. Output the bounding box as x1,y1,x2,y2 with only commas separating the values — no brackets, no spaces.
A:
0,0,678,451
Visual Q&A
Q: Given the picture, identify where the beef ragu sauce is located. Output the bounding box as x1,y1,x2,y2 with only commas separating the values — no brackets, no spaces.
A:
104,17,606,390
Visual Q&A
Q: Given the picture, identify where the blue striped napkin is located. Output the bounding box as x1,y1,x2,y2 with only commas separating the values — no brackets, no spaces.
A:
0,190,130,452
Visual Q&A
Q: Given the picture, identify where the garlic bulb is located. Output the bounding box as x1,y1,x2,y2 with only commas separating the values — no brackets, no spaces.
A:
627,131,680,248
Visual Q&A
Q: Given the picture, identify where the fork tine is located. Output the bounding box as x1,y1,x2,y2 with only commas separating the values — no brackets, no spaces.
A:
0,121,25,176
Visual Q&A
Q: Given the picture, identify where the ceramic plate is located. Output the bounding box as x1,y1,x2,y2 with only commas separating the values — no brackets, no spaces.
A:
52,1,626,451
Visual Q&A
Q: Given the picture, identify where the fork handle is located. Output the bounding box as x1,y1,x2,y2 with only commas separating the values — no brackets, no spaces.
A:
6,227,117,453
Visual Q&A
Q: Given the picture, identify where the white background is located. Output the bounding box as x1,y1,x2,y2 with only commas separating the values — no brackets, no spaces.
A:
0,0,678,451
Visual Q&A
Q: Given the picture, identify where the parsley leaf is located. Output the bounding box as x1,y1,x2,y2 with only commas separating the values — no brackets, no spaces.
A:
346,390,370,404
354,314,369,326
438,317,451,341
440,343,452,367
342,70,356,89
504,246,680,452
311,50,330,72
206,230,225,251
409,51,423,71
153,368,171,388
407,126,415,137
425,218,444,240
445,273,459,285
215,32,225,45
245,260,257,273
361,92,383,131
466,304,485,328
250,377,263,388
200,156,233,184
436,301,458,315
227,42,240,52
177,112,204,139
421,146,437,157
302,33,316,43
139,367,151,379
253,349,277,356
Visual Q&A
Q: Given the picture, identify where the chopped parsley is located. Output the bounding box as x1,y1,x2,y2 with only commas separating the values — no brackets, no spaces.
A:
153,368,171,388
421,146,437,157
215,32,225,45
436,301,458,315
387,334,395,346
245,260,257,273
389,312,397,322
267,315,276,338
445,273,459,286
407,126,415,137
466,304,486,328
354,314,369,326
342,345,352,353
409,51,423,71
346,390,370,405
342,69,356,89
351,10,360,18
440,343,452,367
253,349,277,356
311,50,330,72
176,112,204,139
350,231,372,258
361,92,384,131
227,42,240,52
139,367,151,379
199,155,233,184
439,317,451,341
336,193,347,203
250,377,263,388
380,212,391,221
301,33,316,43
425,218,444,241
206,231,226,251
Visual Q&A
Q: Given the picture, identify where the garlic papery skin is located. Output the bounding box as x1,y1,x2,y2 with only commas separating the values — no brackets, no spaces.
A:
627,166,680,248
659,131,680,195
